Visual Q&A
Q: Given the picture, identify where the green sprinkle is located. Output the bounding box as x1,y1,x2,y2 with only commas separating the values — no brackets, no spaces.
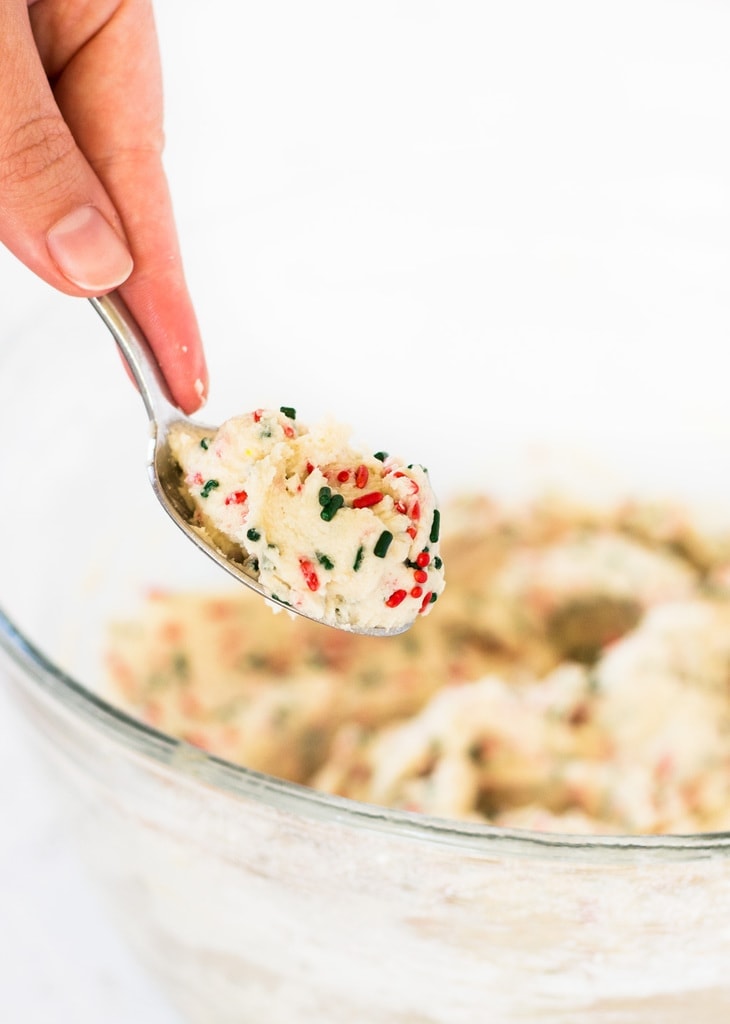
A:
280,406,296,420
321,494,345,521
433,555,443,570
247,528,261,542
429,509,441,543
172,652,189,682
353,546,364,571
430,592,438,603
200,479,220,498
318,486,332,506
316,552,335,570
373,451,389,462
200,437,210,450
374,530,393,558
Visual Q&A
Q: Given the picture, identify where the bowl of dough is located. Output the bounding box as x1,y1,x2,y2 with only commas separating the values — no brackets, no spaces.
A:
3,3,730,1021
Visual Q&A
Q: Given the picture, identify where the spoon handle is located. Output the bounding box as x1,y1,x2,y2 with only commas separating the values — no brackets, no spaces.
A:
89,291,179,425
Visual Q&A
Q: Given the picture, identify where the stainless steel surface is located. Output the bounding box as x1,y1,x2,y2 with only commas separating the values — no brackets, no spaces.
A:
89,292,407,638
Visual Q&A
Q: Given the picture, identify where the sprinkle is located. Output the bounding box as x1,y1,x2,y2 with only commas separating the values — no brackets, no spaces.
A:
316,552,335,570
353,546,364,571
318,486,332,506
337,469,350,483
246,528,261,542
406,526,417,539
410,500,421,521
355,464,369,489
374,531,393,558
200,479,220,498
284,425,295,438
385,589,407,608
414,569,428,584
394,501,408,515
321,494,345,521
416,551,430,567
299,559,320,591
172,652,189,681
373,451,388,462
280,406,296,420
225,490,248,505
410,586,423,598
253,409,263,422
352,491,384,509
419,591,433,614
200,438,210,450
306,461,315,475
429,509,441,543
433,555,443,570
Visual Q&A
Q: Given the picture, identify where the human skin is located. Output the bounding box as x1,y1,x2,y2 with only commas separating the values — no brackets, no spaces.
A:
0,0,207,414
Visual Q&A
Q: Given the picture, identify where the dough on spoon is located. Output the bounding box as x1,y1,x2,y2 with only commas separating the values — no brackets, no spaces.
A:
169,407,445,631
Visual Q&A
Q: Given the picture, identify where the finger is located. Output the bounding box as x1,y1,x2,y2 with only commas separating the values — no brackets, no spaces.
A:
0,1,134,293
34,0,208,414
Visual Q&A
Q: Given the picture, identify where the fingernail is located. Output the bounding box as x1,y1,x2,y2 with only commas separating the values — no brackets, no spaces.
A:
47,206,134,291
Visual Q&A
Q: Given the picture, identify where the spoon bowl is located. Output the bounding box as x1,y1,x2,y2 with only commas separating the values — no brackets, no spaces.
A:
90,291,411,637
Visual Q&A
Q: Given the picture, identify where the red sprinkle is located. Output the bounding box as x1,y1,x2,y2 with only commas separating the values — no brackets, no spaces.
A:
284,425,295,438
253,409,263,422
355,464,369,489
406,526,418,539
410,586,423,598
337,470,350,483
299,559,320,591
306,461,315,475
414,569,428,584
394,501,408,515
419,591,433,614
352,491,384,509
385,589,407,608
225,490,248,505
410,500,421,521
416,551,430,567
181,731,208,750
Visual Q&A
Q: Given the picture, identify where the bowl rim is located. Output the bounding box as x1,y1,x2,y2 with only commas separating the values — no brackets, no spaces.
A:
4,605,730,860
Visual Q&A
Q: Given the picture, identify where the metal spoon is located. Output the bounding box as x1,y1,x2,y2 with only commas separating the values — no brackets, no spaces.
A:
89,291,407,637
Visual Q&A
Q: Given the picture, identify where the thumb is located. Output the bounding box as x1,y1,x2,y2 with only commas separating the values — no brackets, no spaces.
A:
0,2,133,294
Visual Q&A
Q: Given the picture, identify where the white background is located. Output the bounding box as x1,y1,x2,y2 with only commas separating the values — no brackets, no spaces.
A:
1,1,730,1020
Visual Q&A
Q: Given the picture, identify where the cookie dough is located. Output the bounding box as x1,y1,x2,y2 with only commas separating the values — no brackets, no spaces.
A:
169,407,445,632
107,489,730,834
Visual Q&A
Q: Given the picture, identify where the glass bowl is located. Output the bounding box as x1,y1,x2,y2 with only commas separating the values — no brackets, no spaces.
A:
2,3,730,1020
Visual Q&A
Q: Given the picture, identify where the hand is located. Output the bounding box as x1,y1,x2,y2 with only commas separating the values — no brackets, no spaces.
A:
0,0,208,414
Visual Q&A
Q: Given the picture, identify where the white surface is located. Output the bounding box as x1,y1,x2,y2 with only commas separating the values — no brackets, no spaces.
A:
1,0,730,1020
0,686,183,1024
